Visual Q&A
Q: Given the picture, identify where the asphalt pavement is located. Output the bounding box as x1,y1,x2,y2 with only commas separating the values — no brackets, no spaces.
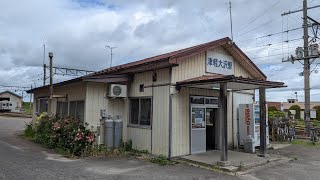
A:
1,116,320,180
0,116,237,180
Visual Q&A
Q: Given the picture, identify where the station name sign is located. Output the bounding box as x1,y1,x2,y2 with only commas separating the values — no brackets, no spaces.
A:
206,51,234,75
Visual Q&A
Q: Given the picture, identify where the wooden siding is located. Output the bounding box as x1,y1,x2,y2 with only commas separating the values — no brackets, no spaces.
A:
234,60,253,78
127,127,152,152
85,83,128,143
32,82,86,121
171,47,253,84
126,68,170,153
129,68,170,97
152,85,170,156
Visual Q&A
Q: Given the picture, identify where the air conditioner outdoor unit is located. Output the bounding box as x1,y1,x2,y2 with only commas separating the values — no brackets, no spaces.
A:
109,84,127,98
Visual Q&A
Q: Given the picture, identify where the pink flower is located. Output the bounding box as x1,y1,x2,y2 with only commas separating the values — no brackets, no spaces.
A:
75,132,84,141
86,133,95,143
53,122,60,130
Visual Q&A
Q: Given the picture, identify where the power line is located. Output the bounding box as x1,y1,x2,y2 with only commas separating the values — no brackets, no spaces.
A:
235,16,282,38
236,0,281,35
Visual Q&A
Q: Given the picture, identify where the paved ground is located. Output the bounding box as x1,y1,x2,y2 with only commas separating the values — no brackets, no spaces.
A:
1,116,320,180
238,142,320,180
0,116,237,180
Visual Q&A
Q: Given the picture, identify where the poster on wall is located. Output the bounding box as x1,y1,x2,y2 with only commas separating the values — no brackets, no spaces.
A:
206,51,234,75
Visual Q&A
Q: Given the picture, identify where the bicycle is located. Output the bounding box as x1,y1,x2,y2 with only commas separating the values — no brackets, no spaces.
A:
310,127,319,145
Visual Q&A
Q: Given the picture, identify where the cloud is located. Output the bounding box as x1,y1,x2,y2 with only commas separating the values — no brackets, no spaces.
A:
0,0,318,102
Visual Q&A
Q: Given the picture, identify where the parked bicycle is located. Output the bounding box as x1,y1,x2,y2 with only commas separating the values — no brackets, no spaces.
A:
310,126,319,145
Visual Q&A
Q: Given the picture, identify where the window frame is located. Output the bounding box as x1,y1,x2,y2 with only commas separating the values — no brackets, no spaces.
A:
129,97,152,128
68,100,85,124
36,97,48,114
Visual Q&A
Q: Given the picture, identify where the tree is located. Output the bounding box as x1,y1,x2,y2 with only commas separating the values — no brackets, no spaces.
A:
313,106,320,121
268,106,278,112
289,105,301,119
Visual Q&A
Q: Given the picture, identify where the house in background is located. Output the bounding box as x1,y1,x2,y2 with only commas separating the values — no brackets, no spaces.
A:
282,99,320,119
27,37,285,158
266,102,282,111
0,91,23,112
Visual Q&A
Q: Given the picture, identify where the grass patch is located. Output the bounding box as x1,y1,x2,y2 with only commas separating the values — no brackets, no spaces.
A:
22,102,33,115
149,154,174,166
291,139,320,147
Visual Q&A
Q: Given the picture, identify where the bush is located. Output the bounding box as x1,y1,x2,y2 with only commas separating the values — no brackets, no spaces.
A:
23,122,36,140
150,155,172,165
268,106,278,112
24,115,95,157
289,105,301,119
313,106,320,121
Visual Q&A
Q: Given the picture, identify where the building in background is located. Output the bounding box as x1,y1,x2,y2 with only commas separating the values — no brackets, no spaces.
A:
0,91,23,112
282,99,320,119
266,102,282,111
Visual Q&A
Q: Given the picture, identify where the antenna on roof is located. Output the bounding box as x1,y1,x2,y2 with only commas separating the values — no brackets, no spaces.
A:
229,0,234,43
105,45,117,67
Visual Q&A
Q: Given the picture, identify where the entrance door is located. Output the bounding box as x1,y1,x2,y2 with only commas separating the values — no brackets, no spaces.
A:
206,108,216,150
191,106,206,154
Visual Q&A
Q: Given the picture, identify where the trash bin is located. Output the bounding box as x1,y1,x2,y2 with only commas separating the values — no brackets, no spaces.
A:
114,118,123,148
104,118,114,148
244,135,255,153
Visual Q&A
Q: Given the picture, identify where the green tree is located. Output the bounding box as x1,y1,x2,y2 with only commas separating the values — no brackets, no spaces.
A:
268,106,278,112
313,106,320,121
289,105,301,119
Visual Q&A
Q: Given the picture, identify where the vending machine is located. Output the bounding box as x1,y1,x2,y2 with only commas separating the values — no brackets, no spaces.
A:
239,103,269,147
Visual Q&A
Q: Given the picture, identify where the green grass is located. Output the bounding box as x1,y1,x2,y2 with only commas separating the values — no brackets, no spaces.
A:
22,102,33,115
291,139,320,147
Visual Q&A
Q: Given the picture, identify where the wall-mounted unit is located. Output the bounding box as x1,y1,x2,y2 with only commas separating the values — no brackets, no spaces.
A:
109,84,127,98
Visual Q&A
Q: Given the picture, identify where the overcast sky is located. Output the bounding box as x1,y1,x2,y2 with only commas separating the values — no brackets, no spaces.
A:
0,0,319,102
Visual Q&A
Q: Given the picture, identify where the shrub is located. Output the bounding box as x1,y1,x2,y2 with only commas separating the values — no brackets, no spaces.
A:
150,155,172,165
313,106,320,121
289,105,301,119
268,106,278,112
25,115,96,157
23,122,36,140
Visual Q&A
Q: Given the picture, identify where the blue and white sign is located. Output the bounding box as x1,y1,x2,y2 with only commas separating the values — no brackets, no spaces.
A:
206,51,234,75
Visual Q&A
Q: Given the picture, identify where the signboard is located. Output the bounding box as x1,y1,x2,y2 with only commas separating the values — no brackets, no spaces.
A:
245,107,251,135
206,51,234,75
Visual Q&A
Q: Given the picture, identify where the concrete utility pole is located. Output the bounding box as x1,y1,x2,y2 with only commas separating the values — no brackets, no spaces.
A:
303,0,311,133
282,0,320,135
29,85,32,110
43,64,46,86
48,52,53,115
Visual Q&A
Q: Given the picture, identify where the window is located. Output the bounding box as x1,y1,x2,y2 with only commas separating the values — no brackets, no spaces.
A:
56,101,68,118
36,98,48,113
130,98,152,126
69,101,85,123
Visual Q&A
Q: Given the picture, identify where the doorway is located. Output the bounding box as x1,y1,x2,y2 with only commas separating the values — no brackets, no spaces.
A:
190,96,218,154
206,108,216,150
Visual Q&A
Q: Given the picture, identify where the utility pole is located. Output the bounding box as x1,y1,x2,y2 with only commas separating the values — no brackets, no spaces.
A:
48,52,53,115
43,64,46,86
303,0,311,133
29,85,32,110
282,0,320,136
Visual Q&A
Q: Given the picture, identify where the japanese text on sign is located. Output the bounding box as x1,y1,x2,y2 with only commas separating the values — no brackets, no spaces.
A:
206,51,234,75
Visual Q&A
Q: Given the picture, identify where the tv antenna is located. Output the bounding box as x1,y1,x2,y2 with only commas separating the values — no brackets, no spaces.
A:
105,45,117,67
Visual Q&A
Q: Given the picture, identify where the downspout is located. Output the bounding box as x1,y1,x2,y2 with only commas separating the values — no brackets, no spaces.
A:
168,67,173,158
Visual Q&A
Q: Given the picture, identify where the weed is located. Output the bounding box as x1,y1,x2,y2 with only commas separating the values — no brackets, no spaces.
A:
150,154,172,166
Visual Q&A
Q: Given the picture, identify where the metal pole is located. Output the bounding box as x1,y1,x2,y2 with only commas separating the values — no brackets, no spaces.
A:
219,82,228,162
229,0,234,42
29,85,32,110
43,64,46,86
259,87,267,157
303,0,311,135
48,52,53,115
110,48,113,67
